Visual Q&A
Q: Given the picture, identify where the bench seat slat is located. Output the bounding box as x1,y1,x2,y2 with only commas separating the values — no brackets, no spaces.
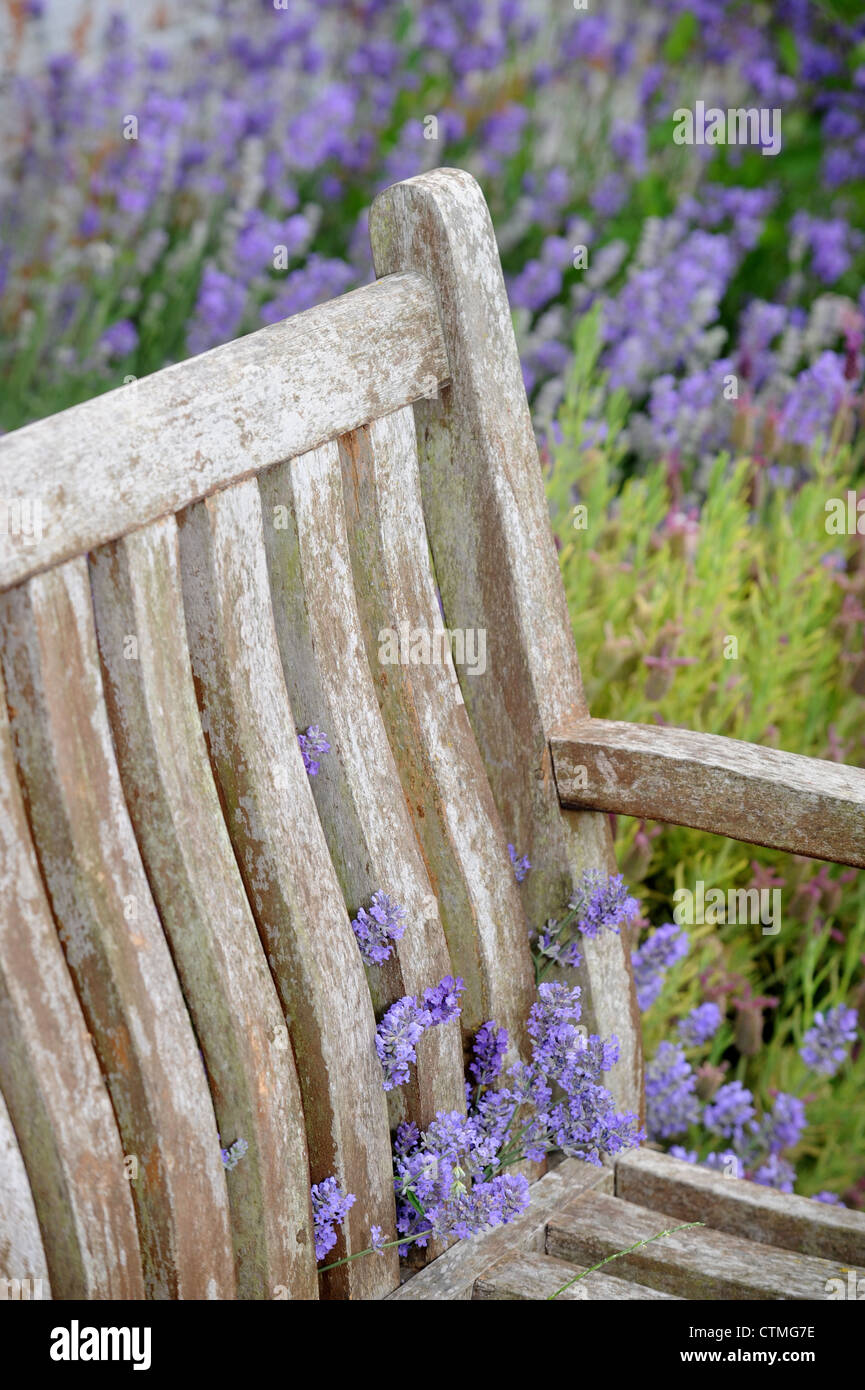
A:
89,518,318,1300
547,1192,851,1300
258,439,465,1135
177,479,398,1300
0,271,450,593
551,717,865,868
472,1250,680,1300
616,1149,865,1266
0,560,235,1299
337,408,536,1055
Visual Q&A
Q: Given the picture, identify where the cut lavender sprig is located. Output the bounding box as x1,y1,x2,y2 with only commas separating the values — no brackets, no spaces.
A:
220,1136,248,1171
375,977,465,1091
532,869,640,979
297,724,330,776
508,843,531,883
351,890,406,967
311,1176,356,1262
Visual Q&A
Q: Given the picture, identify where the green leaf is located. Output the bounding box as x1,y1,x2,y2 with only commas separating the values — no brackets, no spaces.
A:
776,27,800,76
663,11,698,63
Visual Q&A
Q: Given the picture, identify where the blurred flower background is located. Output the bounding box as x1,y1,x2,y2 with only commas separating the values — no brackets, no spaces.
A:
2,0,864,1203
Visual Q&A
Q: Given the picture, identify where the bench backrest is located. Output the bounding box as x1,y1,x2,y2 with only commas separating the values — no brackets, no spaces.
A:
0,169,640,1301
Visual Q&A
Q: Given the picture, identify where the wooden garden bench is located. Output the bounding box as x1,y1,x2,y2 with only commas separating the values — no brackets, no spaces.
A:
0,169,864,1302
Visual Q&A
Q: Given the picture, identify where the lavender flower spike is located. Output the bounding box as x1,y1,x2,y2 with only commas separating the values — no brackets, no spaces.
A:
508,844,531,883
220,1136,248,1171
351,890,407,967
631,922,688,1012
645,1041,699,1140
567,868,639,938
298,724,330,776
422,975,465,1025
676,1002,722,1047
375,994,431,1091
376,977,465,1090
800,1004,858,1078
311,1176,356,1262
470,1021,509,1087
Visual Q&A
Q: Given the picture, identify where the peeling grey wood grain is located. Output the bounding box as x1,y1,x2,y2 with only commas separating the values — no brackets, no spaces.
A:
546,1193,851,1300
258,439,465,1137
387,1159,612,1300
616,1149,865,1265
0,272,450,592
178,479,398,1300
337,409,536,1061
0,664,143,1299
369,169,641,1115
0,559,234,1300
552,718,865,868
472,1251,680,1300
89,517,317,1300
0,1074,52,1295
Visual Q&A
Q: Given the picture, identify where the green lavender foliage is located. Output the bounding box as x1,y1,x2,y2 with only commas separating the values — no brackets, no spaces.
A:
548,313,865,1200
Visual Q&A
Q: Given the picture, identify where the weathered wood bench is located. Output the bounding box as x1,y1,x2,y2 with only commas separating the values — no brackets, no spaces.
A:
0,169,863,1301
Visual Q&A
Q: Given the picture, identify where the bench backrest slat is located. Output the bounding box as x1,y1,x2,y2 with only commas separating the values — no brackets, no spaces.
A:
0,560,236,1298
370,170,642,1109
337,407,536,1056
0,683,144,1297
177,481,398,1299
0,1086,52,1299
259,440,467,1133
89,520,318,1300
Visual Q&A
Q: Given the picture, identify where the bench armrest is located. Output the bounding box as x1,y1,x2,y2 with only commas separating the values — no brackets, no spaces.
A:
550,718,865,868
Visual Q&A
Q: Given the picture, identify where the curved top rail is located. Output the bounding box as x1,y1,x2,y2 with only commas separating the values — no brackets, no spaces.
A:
0,270,450,592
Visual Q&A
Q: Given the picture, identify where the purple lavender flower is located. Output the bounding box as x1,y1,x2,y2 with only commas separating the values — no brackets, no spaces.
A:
779,352,850,446
676,1002,722,1047
610,120,647,175
703,1081,756,1143
568,869,639,938
508,844,531,883
392,973,642,1250
421,975,466,1025
813,1191,845,1206
469,1021,508,1087
375,977,464,1090
311,1176,356,1262
764,1092,807,1153
187,267,247,356
375,994,431,1091
800,1004,858,1077
534,870,639,973
703,1149,744,1179
669,1146,698,1164
298,725,330,776
98,319,138,359
260,255,355,324
220,1136,248,1171
752,1153,796,1193
791,213,862,285
351,890,407,967
645,1042,699,1140
370,1223,387,1254
632,923,688,1011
